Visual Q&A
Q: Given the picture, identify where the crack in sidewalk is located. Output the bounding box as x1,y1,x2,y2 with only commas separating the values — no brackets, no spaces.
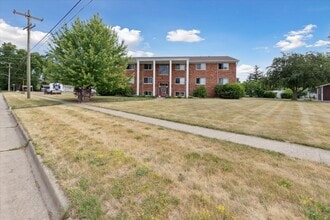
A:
0,124,19,129
0,140,30,153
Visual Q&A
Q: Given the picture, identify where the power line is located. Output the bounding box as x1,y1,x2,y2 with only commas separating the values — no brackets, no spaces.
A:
65,0,94,25
7,0,84,85
32,0,95,53
31,0,83,51
6,0,95,85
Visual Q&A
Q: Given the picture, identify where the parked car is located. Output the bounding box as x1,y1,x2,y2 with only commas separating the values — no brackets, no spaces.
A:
45,83,63,94
40,84,50,93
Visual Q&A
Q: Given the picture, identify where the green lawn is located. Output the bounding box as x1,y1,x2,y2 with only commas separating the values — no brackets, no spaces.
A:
3,92,60,109
4,93,330,219
10,92,330,149
89,97,330,150
35,91,154,103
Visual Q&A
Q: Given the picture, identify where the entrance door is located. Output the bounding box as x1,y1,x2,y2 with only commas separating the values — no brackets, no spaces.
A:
159,82,169,97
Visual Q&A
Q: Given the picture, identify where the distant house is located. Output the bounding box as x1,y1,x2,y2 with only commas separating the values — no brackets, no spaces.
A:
125,56,239,98
317,83,330,101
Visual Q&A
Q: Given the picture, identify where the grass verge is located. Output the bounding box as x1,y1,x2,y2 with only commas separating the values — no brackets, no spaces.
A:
4,92,60,109
34,91,154,103
5,94,329,219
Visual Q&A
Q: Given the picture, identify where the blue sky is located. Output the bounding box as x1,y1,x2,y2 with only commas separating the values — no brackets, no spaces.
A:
1,0,329,81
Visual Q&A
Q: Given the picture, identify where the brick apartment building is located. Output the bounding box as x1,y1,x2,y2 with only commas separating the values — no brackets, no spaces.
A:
125,56,239,98
317,83,330,101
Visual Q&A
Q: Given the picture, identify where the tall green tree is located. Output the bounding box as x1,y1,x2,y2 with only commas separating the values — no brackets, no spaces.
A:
247,65,263,81
266,52,330,100
47,14,129,102
0,42,45,91
0,43,17,90
30,52,45,90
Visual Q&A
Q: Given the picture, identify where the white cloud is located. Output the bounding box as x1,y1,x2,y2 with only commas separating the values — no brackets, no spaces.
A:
0,19,155,56
112,25,142,49
289,24,316,35
0,19,46,50
253,46,269,50
166,29,204,42
127,50,154,57
112,25,154,57
237,64,255,73
275,24,317,51
253,46,270,53
312,40,330,47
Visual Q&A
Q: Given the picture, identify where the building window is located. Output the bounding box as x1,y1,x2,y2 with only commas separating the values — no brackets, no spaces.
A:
175,64,185,70
219,77,229,85
143,77,153,84
126,64,135,70
175,91,185,97
159,64,169,75
144,91,152,96
196,63,206,70
196,77,206,85
175,77,185,84
218,63,229,70
144,64,152,70
129,77,134,84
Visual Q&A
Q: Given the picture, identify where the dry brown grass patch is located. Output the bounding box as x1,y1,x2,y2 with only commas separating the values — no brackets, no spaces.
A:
90,98,330,149
7,94,330,219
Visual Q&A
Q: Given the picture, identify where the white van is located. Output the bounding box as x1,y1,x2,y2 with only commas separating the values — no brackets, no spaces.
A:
45,83,63,94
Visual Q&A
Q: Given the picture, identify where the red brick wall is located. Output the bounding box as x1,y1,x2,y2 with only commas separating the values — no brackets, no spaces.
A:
172,67,186,96
140,66,153,95
188,63,236,97
125,70,136,94
125,61,237,97
323,85,330,101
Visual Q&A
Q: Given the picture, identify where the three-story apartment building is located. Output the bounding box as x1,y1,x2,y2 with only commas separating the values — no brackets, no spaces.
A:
125,56,239,97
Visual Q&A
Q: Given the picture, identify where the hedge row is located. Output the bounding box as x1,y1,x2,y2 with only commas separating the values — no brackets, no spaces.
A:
189,83,289,100
215,84,245,99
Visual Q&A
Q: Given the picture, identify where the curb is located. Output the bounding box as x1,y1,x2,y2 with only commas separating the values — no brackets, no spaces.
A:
3,95,69,220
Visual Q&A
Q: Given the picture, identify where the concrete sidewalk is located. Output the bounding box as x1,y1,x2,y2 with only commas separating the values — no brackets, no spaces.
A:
36,95,330,165
0,93,50,219
77,104,330,166
0,93,68,220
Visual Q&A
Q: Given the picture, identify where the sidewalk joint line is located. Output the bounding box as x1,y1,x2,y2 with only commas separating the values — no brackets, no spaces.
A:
0,140,30,153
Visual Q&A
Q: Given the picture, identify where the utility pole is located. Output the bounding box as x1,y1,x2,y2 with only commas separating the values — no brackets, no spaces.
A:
13,9,43,99
7,63,11,92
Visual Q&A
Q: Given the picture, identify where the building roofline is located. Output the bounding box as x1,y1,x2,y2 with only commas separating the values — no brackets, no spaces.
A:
317,83,330,88
128,56,239,63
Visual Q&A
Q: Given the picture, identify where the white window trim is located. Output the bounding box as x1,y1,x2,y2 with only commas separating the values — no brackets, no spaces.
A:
219,77,229,85
144,91,152,96
127,64,135,70
175,91,185,97
196,63,206,70
144,64,153,70
196,77,206,85
159,64,169,75
143,77,153,84
218,63,229,70
175,64,185,70
129,77,134,84
175,77,185,84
